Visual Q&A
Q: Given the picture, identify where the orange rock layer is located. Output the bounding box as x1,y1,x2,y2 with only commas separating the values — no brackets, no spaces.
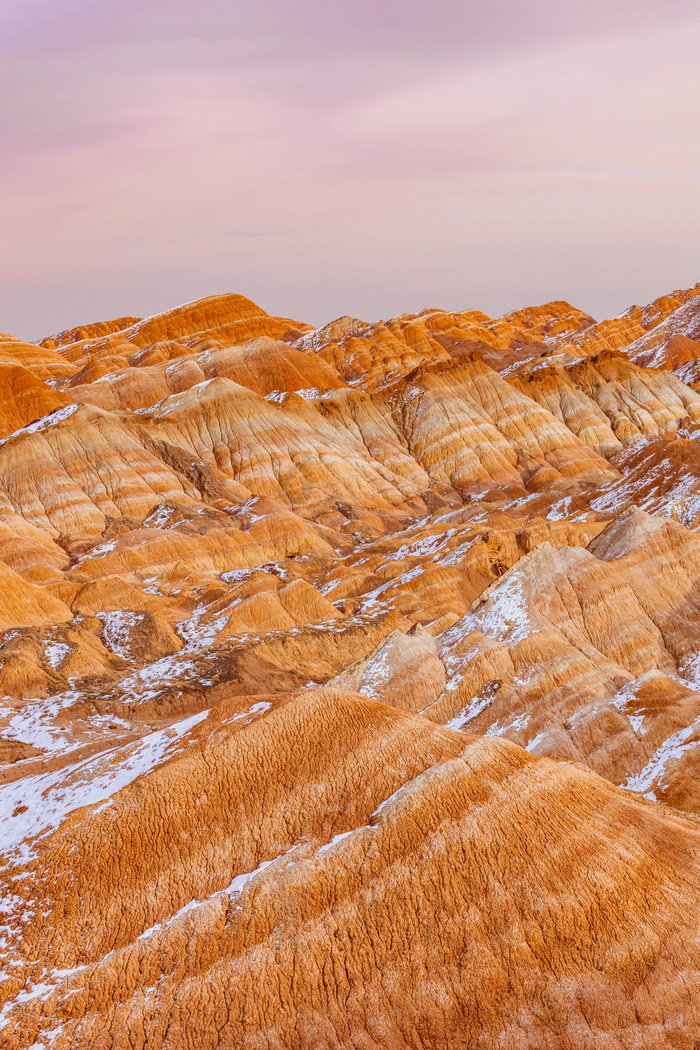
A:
2,284,700,1048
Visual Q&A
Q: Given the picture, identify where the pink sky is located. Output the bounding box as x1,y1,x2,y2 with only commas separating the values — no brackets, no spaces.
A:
1,0,698,339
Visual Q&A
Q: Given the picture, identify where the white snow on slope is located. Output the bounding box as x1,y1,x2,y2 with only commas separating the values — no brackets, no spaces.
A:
0,689,85,755
0,710,208,863
485,712,530,737
0,404,81,449
44,643,70,671
624,712,700,800
137,847,300,941
446,693,493,731
97,611,138,659
476,570,537,645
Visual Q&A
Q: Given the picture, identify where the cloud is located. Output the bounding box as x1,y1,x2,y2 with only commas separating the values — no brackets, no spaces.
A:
0,0,698,337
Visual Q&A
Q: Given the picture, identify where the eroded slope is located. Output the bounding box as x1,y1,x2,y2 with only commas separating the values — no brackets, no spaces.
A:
2,284,700,1047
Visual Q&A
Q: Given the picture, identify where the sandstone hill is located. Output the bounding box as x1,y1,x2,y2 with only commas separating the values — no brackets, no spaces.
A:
2,286,700,1047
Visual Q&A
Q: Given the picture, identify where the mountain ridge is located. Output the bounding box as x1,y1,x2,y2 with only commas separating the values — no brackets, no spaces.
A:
2,280,700,1047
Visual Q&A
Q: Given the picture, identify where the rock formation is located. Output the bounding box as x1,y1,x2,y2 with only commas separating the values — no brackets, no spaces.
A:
2,285,700,1047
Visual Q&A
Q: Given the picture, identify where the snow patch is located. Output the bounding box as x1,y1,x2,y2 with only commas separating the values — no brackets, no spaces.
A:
677,650,700,690
73,538,118,564
610,683,649,736
371,779,414,817
485,712,530,737
137,846,298,941
225,701,271,726
624,713,700,799
385,528,459,562
0,404,81,448
97,611,138,659
446,692,492,731
0,689,84,755
144,504,175,529
0,710,208,863
44,643,69,671
318,828,368,855
476,571,537,645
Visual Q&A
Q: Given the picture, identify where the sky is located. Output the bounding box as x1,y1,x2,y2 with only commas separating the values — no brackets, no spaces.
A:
1,0,699,339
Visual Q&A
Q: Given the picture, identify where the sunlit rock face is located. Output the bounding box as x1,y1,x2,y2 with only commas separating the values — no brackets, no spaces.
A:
3,286,700,1048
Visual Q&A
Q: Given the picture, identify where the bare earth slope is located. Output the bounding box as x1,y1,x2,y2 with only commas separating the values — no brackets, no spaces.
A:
2,285,700,1047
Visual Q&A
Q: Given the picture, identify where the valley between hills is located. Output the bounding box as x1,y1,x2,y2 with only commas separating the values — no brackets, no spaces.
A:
2,283,700,1047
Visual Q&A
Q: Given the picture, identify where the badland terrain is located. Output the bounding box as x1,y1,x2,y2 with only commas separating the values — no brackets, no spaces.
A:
2,283,700,1047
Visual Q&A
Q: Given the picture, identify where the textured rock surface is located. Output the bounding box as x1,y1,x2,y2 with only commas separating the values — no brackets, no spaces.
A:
2,285,700,1047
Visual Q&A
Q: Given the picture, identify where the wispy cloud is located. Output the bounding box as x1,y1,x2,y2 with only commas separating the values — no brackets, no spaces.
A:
0,0,698,337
